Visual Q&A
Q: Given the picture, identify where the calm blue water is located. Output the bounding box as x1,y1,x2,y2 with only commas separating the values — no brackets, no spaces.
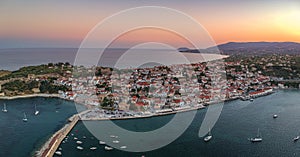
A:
0,48,176,71
56,90,300,157
0,97,85,157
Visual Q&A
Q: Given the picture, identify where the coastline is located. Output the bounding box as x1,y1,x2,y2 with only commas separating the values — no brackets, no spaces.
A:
0,93,60,100
10,91,272,156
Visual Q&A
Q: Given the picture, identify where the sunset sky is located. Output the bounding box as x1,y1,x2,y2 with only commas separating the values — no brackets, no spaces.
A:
0,0,299,48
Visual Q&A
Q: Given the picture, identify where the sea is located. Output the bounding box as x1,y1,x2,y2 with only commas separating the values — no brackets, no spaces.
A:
0,87,300,157
0,84,300,157
0,48,226,71
54,90,300,157
0,97,86,157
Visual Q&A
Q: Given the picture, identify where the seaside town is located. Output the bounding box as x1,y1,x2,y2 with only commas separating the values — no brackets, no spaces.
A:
1,54,291,119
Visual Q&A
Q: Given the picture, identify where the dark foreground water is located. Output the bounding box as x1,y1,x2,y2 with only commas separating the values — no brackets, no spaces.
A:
0,97,85,157
56,90,300,157
1,90,300,157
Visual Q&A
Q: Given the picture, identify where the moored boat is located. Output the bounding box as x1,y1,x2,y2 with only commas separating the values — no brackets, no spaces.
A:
2,103,7,113
76,141,83,144
23,112,28,122
99,141,106,145
120,146,127,149
76,146,84,150
294,135,300,142
204,128,212,142
250,128,262,142
34,104,39,115
104,146,113,151
112,140,120,144
55,151,62,156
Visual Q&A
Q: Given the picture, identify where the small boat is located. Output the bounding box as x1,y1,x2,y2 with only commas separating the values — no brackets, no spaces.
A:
294,136,300,142
83,136,86,139
23,112,28,122
250,128,262,142
204,128,212,142
110,135,116,138
99,141,106,145
58,147,62,151
120,146,127,149
250,98,254,102
74,137,78,140
76,146,84,150
2,103,7,113
273,114,278,118
112,140,120,144
104,146,113,151
34,104,39,115
55,151,62,156
76,141,83,144
90,147,97,150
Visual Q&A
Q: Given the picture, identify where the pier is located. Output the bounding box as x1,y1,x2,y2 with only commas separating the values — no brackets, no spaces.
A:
36,114,79,157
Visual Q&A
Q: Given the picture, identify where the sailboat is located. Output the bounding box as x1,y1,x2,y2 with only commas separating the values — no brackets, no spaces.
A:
250,128,262,142
293,133,300,142
2,103,7,113
204,128,213,142
34,104,39,115
23,112,28,122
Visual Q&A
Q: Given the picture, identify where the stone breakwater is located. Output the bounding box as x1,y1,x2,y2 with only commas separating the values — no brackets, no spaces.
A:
35,114,79,157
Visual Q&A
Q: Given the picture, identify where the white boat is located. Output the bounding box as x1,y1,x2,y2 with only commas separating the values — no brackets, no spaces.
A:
34,104,39,115
104,146,113,151
250,98,254,102
74,137,78,140
76,141,83,144
2,103,7,113
120,146,127,149
273,114,278,118
90,147,97,150
250,128,262,142
112,140,120,144
294,136,300,142
204,128,212,142
99,141,106,145
55,151,62,156
23,112,28,122
76,146,84,150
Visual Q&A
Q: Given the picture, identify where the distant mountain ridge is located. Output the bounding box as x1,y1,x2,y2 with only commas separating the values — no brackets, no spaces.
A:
179,42,300,55
214,42,300,55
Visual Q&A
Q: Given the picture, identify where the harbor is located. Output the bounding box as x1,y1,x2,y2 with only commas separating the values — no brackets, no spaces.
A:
36,110,91,157
52,90,300,157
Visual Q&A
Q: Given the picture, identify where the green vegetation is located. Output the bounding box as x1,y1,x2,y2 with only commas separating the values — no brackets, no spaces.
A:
0,62,72,80
2,80,38,94
39,80,69,94
0,62,72,96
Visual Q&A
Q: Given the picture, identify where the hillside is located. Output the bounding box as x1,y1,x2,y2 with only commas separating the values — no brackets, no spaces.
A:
215,42,300,56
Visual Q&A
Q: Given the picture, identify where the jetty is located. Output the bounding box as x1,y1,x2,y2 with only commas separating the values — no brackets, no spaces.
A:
35,113,80,157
